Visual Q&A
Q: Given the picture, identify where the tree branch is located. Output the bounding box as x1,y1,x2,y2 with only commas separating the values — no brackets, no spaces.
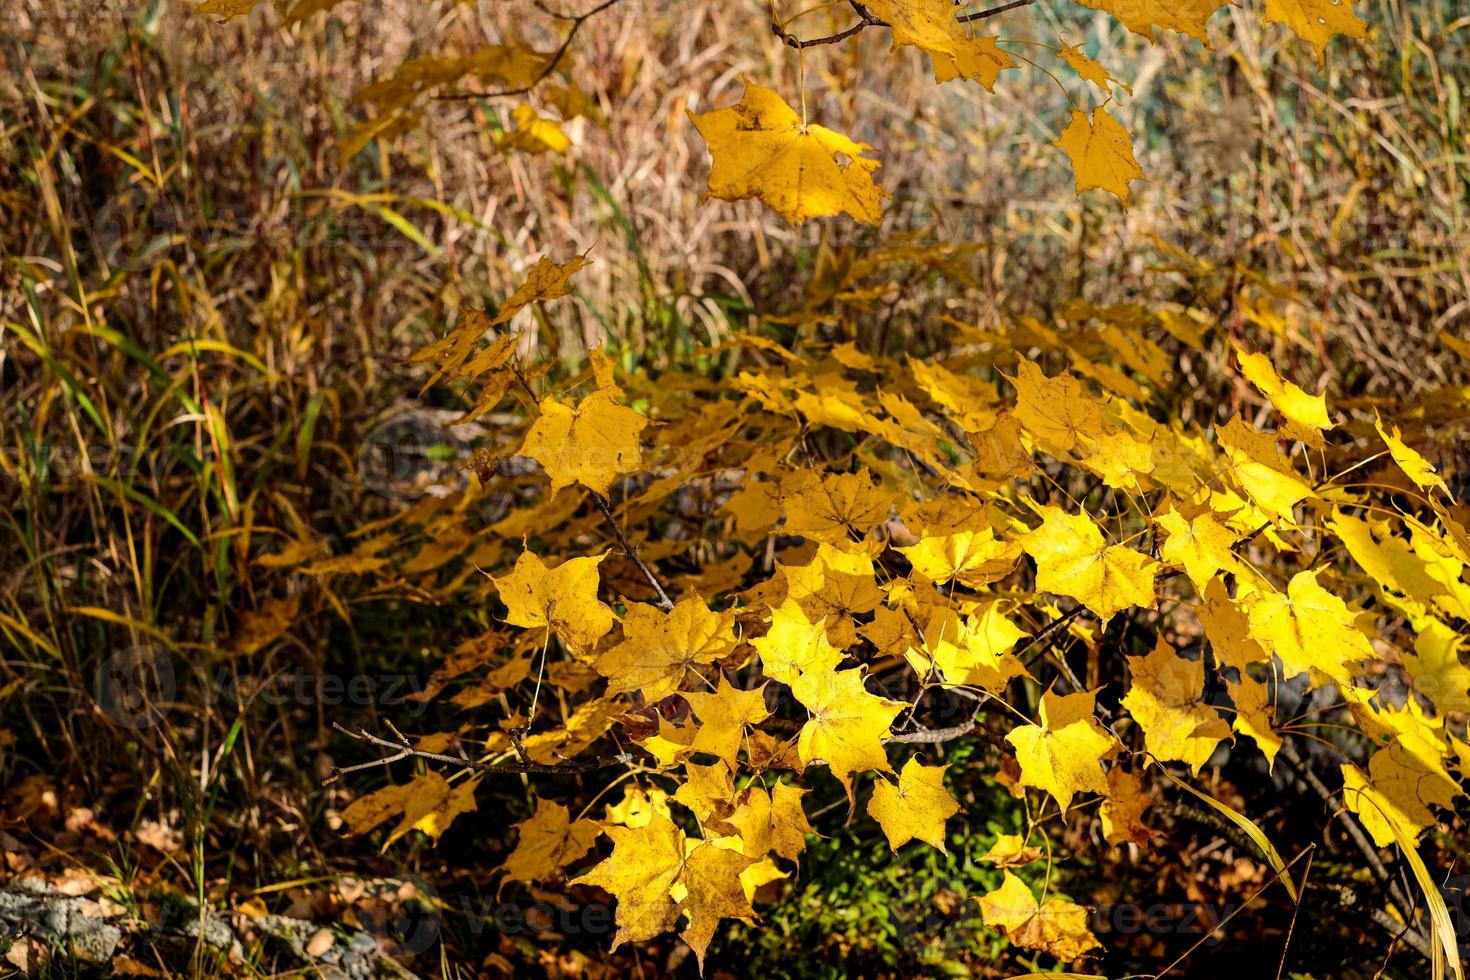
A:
957,0,1037,23
1276,740,1422,929
591,490,674,611
771,2,880,49
436,0,626,101
770,0,1036,49
323,722,634,784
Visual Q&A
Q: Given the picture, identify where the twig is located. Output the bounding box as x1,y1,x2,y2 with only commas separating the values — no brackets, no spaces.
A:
1018,606,1086,668
957,0,1037,22
770,710,1008,753
1275,845,1315,979
591,490,674,611
323,722,634,784
436,0,626,101
1276,741,1418,921
771,1,879,49
771,0,1037,49
1276,740,1442,971
1153,845,1317,978
889,719,975,743
1312,880,1436,962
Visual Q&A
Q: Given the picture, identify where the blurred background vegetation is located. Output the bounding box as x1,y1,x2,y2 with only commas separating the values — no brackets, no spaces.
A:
0,0,1466,975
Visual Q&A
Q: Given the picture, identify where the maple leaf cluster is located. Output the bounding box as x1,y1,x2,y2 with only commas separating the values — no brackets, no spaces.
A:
319,250,1470,973
195,1,1470,974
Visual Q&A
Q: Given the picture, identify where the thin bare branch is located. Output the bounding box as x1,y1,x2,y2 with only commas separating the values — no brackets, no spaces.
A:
436,0,627,101
323,722,635,784
592,490,675,611
957,0,1037,23
771,0,1037,49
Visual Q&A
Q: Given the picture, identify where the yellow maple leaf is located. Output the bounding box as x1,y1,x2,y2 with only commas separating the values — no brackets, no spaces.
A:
978,871,1101,961
522,696,625,764
1246,569,1375,686
411,314,517,397
1100,767,1154,846
898,527,1020,588
674,839,759,966
862,0,1017,88
636,717,698,769
1156,502,1243,591
792,664,906,798
688,81,888,226
594,597,737,701
867,758,960,851
1054,107,1145,206
604,784,674,828
340,772,446,837
1403,618,1470,715
682,677,768,767
981,833,1043,867
492,254,587,326
1266,0,1367,59
500,799,601,884
969,409,1035,479
491,549,615,655
570,812,754,970
1121,637,1230,774
340,771,481,848
1226,673,1283,768
1074,0,1227,43
782,544,885,649
497,104,571,154
521,388,648,495
1077,427,1157,493
904,603,1030,692
1374,411,1450,497
400,775,481,844
1058,44,1131,94
1328,510,1452,617
1217,415,1315,523
723,479,784,539
1009,360,1107,456
673,761,738,828
1005,687,1116,810
782,470,895,545
354,43,552,115
221,595,298,659
1020,504,1159,623
1431,498,1470,566
751,598,845,685
728,782,812,863
1340,741,1460,846
1233,345,1333,447
1340,686,1451,779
